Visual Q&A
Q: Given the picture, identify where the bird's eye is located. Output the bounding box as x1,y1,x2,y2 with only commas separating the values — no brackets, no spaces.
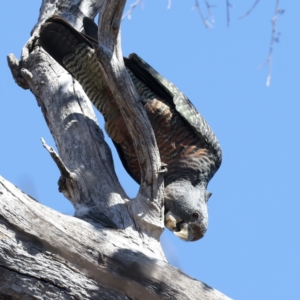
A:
192,213,199,219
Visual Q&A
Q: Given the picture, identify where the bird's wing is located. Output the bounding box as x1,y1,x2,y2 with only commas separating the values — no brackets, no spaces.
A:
124,54,222,172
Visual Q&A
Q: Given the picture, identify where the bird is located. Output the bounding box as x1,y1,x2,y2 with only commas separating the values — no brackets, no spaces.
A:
39,16,222,241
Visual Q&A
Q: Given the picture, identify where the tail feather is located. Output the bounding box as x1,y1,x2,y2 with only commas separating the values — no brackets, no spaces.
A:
83,17,98,42
39,16,94,67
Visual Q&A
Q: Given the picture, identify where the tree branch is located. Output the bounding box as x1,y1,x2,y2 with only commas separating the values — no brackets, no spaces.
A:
122,0,144,20
0,176,231,300
95,0,164,238
239,0,260,19
258,0,283,86
193,0,213,29
7,0,142,237
226,0,233,28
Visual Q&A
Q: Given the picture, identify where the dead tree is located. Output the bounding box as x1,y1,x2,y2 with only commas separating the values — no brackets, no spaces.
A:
1,0,231,299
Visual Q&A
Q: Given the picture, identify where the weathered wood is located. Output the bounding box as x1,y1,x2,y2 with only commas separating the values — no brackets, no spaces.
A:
95,0,164,240
0,176,231,300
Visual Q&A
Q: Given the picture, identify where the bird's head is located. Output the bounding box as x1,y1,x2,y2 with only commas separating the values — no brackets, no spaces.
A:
164,180,211,241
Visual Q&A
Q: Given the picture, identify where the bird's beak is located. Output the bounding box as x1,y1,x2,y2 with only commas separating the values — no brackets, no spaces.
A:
164,211,206,241
173,223,195,241
164,211,179,231
188,223,206,241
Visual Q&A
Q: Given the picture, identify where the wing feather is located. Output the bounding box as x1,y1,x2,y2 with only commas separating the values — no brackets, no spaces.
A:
124,54,222,171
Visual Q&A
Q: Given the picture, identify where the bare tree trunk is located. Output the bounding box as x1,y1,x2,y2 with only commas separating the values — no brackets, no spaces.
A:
2,0,231,299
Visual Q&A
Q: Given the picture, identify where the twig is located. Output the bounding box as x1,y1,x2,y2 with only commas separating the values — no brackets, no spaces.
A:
239,0,260,19
41,138,71,178
123,0,215,28
258,0,284,86
193,0,213,28
122,0,144,20
204,0,215,23
226,0,233,28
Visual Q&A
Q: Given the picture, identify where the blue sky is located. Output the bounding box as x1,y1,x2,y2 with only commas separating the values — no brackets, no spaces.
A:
1,1,299,299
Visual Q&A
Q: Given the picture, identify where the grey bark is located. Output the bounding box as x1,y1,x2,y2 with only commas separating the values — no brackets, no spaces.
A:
0,176,230,300
3,0,231,299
